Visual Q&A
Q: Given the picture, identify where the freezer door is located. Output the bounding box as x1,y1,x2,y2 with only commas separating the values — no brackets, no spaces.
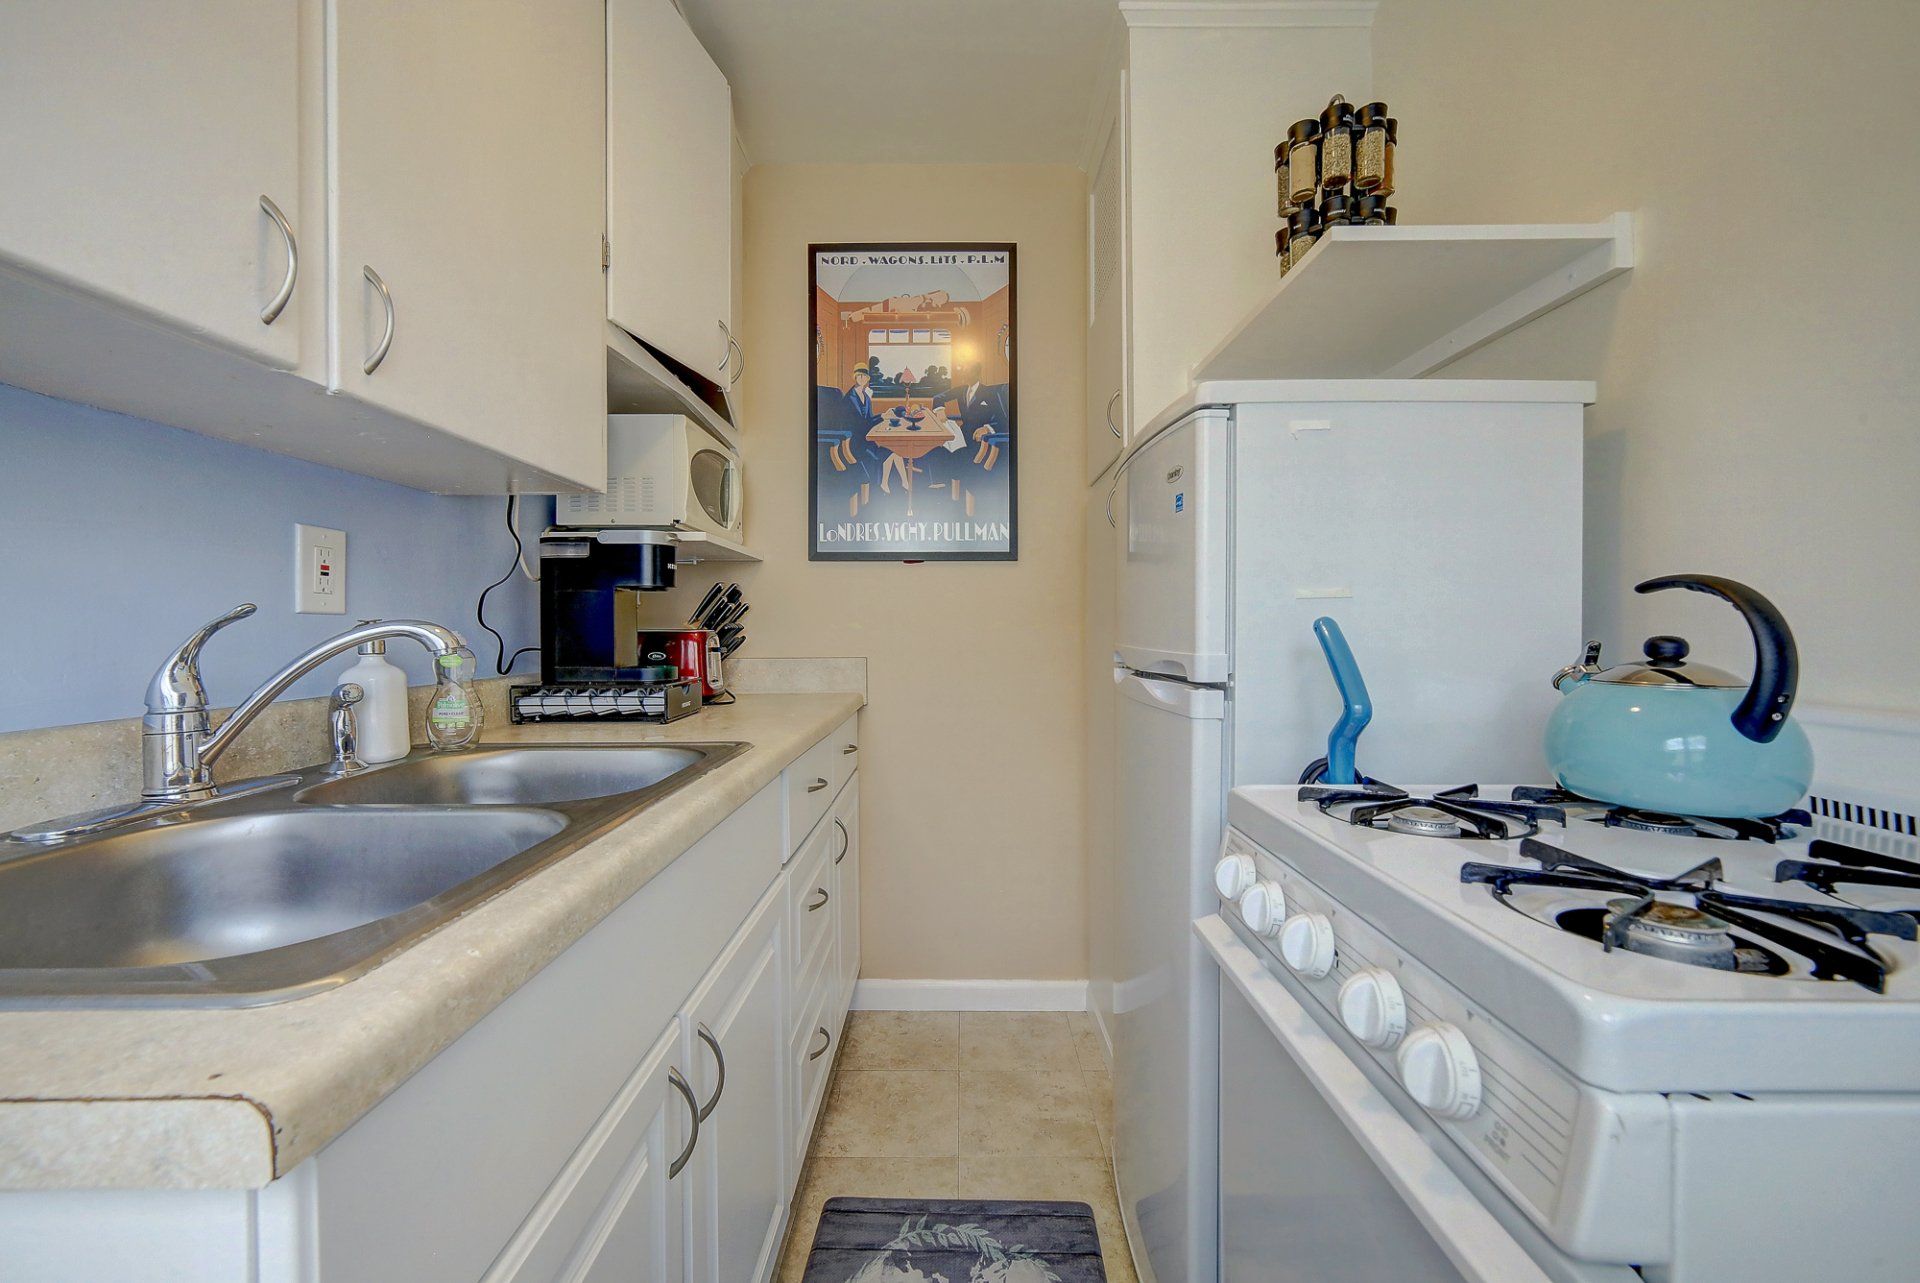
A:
1112,670,1225,1283
1115,409,1231,684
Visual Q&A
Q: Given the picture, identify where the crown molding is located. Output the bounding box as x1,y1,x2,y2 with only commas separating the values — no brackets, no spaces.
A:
1119,1,1378,29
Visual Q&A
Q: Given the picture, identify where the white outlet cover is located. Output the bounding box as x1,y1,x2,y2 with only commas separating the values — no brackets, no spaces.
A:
295,523,347,614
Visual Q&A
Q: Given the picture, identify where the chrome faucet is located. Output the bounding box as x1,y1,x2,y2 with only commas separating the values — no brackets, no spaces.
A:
142,604,464,802
7,606,467,845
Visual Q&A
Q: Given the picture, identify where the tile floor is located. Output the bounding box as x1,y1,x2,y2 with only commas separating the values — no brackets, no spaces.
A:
775,1009,1137,1282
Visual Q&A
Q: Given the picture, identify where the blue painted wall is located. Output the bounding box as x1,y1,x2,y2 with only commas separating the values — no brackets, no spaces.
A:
0,384,543,733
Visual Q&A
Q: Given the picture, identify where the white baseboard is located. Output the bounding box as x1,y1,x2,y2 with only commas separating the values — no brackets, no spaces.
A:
850,979,1090,1012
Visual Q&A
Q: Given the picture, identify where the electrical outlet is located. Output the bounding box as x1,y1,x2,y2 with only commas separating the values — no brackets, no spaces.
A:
295,523,347,614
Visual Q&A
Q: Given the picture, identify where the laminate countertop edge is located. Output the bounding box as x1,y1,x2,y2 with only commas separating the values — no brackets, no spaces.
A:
0,691,864,1191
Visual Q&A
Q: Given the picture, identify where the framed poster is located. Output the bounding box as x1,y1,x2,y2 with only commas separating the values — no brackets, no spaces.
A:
808,242,1016,561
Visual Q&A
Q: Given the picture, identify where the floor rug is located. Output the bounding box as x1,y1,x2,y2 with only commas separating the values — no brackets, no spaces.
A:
801,1197,1109,1282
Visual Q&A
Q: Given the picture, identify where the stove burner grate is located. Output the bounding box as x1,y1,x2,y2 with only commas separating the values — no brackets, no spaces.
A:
1511,786,1811,843
1461,838,1916,990
1302,783,1564,841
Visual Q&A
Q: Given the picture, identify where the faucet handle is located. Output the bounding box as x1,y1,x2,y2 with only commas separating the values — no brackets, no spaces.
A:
145,603,257,716
329,682,365,772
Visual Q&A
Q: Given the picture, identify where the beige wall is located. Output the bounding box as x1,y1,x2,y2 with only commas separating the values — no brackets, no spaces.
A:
1371,0,1920,711
1126,23,1372,424
683,163,1090,982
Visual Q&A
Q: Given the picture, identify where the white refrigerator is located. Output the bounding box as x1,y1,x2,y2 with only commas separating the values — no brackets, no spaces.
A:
1105,382,1591,1283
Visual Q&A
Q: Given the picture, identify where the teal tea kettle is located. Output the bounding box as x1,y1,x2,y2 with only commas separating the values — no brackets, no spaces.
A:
1544,574,1814,818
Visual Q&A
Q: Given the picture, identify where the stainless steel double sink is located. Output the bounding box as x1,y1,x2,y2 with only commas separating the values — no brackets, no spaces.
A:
0,743,747,1008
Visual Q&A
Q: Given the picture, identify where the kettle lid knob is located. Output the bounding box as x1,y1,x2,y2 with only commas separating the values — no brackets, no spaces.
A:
1643,635,1690,666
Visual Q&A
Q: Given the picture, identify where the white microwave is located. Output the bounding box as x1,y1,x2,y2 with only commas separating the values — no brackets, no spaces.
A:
558,414,743,540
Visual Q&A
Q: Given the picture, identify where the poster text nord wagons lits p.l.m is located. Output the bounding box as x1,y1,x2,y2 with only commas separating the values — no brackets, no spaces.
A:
808,244,1016,562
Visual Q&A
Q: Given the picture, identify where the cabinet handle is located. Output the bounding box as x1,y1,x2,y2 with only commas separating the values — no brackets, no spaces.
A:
808,1025,831,1061
259,195,297,326
1106,390,1123,439
362,265,395,375
806,887,830,912
727,334,744,386
695,1023,726,1122
842,743,858,756
667,1066,700,1178
807,777,829,793
833,818,850,865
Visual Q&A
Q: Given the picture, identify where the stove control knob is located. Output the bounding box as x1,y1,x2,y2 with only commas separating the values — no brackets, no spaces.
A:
1337,968,1407,1049
1238,879,1287,936
1278,912,1335,978
1214,852,1257,902
1397,1023,1482,1120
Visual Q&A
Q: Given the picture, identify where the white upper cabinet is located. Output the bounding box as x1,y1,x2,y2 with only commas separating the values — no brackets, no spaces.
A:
327,0,608,489
607,0,735,387
0,0,304,370
1085,70,1131,482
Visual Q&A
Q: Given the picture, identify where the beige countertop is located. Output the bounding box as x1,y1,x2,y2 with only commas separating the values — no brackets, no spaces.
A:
0,692,862,1192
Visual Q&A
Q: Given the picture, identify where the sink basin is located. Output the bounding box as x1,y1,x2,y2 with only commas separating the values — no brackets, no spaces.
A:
0,740,747,1006
0,809,565,971
295,745,709,807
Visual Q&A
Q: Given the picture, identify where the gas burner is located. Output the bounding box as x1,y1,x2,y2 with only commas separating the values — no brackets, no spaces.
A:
1511,786,1811,842
1603,896,1740,969
1460,838,1917,990
1301,783,1564,841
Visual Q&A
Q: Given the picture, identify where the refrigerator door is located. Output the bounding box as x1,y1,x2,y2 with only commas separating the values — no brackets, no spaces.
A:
1113,669,1225,1283
1115,408,1231,684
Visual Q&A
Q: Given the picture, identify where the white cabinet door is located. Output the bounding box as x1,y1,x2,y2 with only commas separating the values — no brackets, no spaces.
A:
0,0,303,370
607,0,733,383
832,777,861,1009
1085,70,1130,481
567,1022,692,1283
327,0,608,490
683,884,786,1283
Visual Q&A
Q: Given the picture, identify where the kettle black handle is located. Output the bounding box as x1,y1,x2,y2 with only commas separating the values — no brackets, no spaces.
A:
1634,575,1798,743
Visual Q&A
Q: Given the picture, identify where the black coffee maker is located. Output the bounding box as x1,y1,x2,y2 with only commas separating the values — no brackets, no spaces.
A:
538,528,678,682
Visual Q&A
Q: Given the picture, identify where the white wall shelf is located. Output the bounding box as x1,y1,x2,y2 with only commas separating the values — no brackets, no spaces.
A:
1191,213,1634,382
607,321,742,453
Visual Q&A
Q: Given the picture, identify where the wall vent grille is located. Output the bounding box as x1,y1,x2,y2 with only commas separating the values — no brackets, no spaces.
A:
1807,794,1918,837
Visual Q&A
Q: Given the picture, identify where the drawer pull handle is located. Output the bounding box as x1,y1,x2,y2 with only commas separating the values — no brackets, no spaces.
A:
833,818,850,865
808,1026,831,1061
259,194,297,325
1106,389,1123,439
695,1023,726,1122
807,777,830,793
667,1066,700,1178
842,744,858,755
806,887,830,912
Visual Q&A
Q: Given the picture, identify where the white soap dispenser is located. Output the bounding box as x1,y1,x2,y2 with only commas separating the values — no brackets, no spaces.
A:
339,621,411,763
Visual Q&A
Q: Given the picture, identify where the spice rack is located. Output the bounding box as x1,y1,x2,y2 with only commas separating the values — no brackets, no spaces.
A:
1196,213,1635,382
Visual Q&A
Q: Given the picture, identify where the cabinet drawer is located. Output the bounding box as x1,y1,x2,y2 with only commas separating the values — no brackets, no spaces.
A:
788,813,837,984
789,974,839,1168
784,735,841,855
826,714,860,797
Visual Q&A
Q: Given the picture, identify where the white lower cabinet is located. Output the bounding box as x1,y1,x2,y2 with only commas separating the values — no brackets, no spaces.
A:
832,778,861,1009
682,884,787,1283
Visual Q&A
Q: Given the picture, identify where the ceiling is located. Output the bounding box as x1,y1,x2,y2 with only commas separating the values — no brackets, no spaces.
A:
676,0,1122,165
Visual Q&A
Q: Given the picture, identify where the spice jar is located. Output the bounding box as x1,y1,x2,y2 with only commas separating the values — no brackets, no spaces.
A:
1318,97,1354,191
1275,143,1297,217
1352,193,1389,225
1287,207,1323,263
1318,189,1351,229
1285,119,1320,207
1275,223,1291,271
1380,118,1398,197
1354,102,1390,192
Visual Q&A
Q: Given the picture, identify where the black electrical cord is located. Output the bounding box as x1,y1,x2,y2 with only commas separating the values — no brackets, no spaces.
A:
477,495,540,676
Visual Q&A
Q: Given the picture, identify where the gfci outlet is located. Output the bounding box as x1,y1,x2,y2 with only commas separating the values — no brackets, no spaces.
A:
294,523,347,614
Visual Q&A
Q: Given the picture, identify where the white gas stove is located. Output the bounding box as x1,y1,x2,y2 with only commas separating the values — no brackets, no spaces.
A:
1211,781,1920,1282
